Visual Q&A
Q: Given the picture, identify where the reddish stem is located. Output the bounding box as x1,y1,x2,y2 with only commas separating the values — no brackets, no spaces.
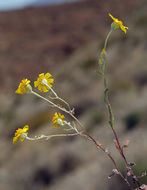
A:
106,96,141,188
84,132,134,190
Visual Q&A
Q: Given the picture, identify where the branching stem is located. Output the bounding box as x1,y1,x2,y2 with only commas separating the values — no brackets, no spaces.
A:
101,29,141,189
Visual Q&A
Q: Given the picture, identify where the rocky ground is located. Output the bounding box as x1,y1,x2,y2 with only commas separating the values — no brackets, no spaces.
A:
0,0,147,190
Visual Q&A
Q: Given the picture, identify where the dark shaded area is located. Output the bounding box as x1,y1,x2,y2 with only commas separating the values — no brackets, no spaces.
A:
81,57,97,70
74,101,96,117
59,154,81,174
33,167,54,186
136,73,147,87
124,112,141,131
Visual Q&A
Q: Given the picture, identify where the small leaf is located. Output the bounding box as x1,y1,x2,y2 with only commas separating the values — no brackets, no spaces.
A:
104,88,108,104
96,70,102,76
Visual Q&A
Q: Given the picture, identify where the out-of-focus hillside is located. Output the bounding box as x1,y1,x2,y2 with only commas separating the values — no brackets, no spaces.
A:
0,0,145,91
0,0,147,190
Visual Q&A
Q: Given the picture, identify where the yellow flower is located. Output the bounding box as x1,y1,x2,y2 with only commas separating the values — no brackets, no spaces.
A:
109,13,128,34
34,73,54,92
15,79,32,94
13,125,29,144
102,48,106,55
52,112,65,128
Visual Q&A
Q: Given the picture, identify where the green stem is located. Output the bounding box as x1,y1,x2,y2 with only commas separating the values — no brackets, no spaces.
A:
26,133,79,141
31,91,84,131
104,29,113,50
46,84,71,110
101,29,141,188
31,91,58,108
103,78,114,130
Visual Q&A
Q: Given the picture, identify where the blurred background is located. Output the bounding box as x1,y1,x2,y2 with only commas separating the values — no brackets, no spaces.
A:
0,0,147,189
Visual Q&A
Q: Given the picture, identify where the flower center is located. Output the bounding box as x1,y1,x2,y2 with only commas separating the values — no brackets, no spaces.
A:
20,132,27,140
41,78,48,86
116,20,122,26
57,118,64,126
25,84,32,94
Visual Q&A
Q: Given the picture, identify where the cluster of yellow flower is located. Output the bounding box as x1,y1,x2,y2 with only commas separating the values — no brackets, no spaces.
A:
13,73,65,144
13,13,128,144
13,14,142,190
15,72,54,94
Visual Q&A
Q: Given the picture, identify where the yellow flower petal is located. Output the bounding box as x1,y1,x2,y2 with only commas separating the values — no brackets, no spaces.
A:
102,48,106,55
45,73,51,78
109,13,128,34
15,79,31,94
13,136,18,144
13,125,29,144
52,112,65,128
34,73,54,92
